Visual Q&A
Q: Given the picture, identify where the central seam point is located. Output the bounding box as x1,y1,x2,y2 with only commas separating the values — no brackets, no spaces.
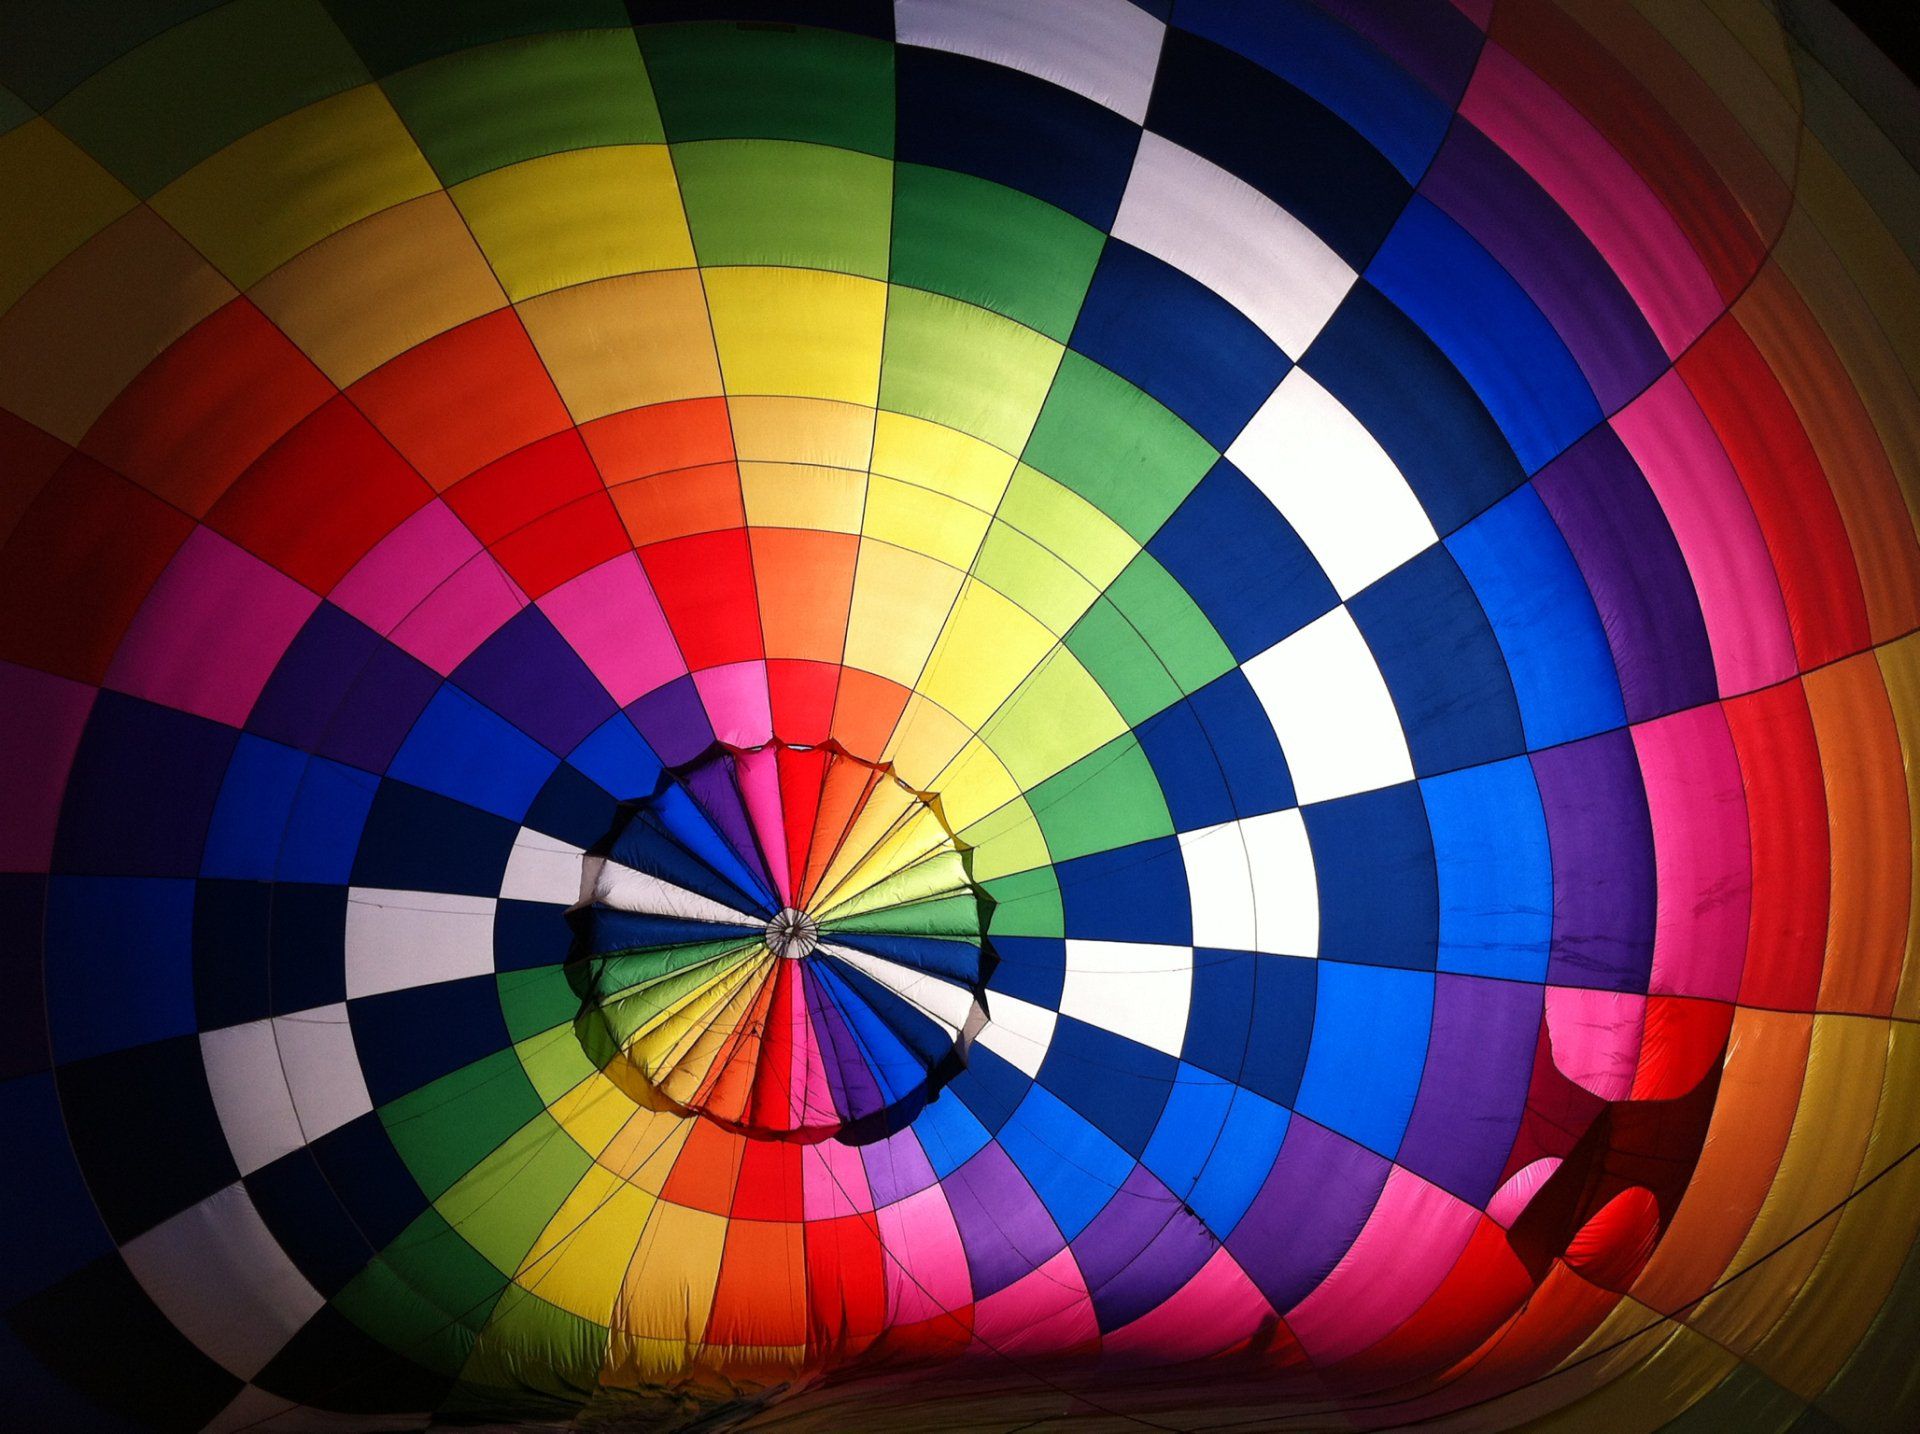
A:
765,906,819,960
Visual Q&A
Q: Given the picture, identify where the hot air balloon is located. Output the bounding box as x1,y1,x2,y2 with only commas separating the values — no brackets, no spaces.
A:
3,1,1918,1430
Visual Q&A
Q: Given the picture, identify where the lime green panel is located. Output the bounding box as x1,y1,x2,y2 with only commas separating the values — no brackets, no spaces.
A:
980,866,1064,937
1105,552,1237,695
498,967,580,1045
639,24,893,157
384,30,662,185
1027,735,1174,862
675,139,889,277
880,287,1063,455
973,521,1098,637
325,0,632,77
47,0,368,195
1022,352,1218,542
335,1209,507,1375
437,1112,591,1276
996,464,1138,588
516,1022,600,1107
381,1048,545,1201
890,164,1103,341
1064,595,1183,726
454,1285,607,1410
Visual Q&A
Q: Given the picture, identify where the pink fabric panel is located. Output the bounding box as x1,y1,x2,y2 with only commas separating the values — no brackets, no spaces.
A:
695,660,773,748
877,1185,971,1324
331,500,478,634
387,551,524,674
538,553,685,706
0,662,97,871
802,1136,874,1221
734,745,793,900
1099,1247,1274,1365
972,1250,1097,1358
1545,985,1646,1100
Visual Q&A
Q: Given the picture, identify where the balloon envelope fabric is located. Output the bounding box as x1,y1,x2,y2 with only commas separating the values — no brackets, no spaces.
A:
4,1,1920,1430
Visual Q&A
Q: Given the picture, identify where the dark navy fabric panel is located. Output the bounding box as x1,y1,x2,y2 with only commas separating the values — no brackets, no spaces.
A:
44,875,196,1062
1181,947,1315,1104
1302,281,1526,533
348,975,512,1107
493,897,573,971
522,761,621,850
1071,242,1290,446
1303,783,1438,971
984,935,1065,1007
1348,544,1526,775
1367,197,1601,474
1188,670,1296,816
248,603,439,774
1056,836,1191,943
193,880,275,1028
0,877,49,1081
351,782,517,896
246,1148,380,1297
0,1073,115,1305
896,46,1141,228
1148,459,1336,663
1145,27,1410,267
266,882,349,1014
1174,0,1453,180
306,1111,429,1250
625,1,895,38
1037,1016,1178,1157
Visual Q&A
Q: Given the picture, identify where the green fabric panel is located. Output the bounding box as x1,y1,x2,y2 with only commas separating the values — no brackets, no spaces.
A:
880,286,1064,456
383,30,661,185
1,85,39,136
890,163,1103,340
1655,1363,1807,1434
639,24,893,157
971,519,1097,636
1022,351,1218,542
0,0,220,112
435,1112,591,1276
592,936,759,1000
831,893,981,938
454,1285,607,1409
47,0,369,195
1814,1222,1920,1430
1104,552,1237,695
335,1208,507,1375
979,865,1064,937
381,1047,546,1200
497,966,581,1045
324,0,632,78
1027,734,1173,862
1064,595,1183,726
674,138,890,277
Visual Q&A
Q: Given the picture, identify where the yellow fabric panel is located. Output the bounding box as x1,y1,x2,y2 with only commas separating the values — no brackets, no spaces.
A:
918,577,1059,730
1697,0,1803,110
1687,1014,1884,1353
1796,134,1920,390
516,1162,659,1321
864,476,992,572
1744,1021,1920,1397
704,266,886,405
153,85,437,288
0,206,233,443
453,144,693,299
1876,634,1920,1022
606,1203,728,1382
981,649,1127,789
1544,1316,1740,1434
842,541,966,687
0,118,135,312
545,1066,651,1160
881,689,978,793
518,269,721,420
250,190,505,386
871,410,1018,511
598,1105,697,1192
729,395,873,468
740,461,866,533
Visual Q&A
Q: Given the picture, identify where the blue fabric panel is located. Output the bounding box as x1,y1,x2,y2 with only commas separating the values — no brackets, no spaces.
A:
905,1076,992,1178
1348,545,1526,774
1367,198,1601,474
307,1111,429,1250
521,763,620,851
946,1043,1031,1134
492,898,572,972
998,1085,1137,1239
1056,837,1191,943
1293,961,1434,1158
1146,27,1410,266
1302,282,1525,533
646,783,776,907
192,880,274,1028
1143,1067,1293,1236
245,1148,379,1298
0,877,49,1080
44,875,196,1061
1446,484,1627,748
1422,760,1553,983
388,686,559,822
984,935,1065,1007
348,975,511,1107
1072,242,1290,445
825,930,984,982
1174,0,1453,180
566,712,664,799
1037,1015,1177,1156
1304,784,1438,971
351,782,516,896
1181,948,1316,1102
896,47,1140,228
0,1074,115,1304
267,882,348,1013
1148,459,1336,663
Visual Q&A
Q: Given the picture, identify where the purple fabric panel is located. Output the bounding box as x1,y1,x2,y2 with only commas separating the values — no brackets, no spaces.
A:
1310,0,1485,103
1225,1116,1387,1311
451,607,614,754
945,1143,1066,1298
1395,973,1541,1205
1533,428,1716,722
861,1124,938,1208
1422,122,1668,414
683,759,771,892
804,964,885,1123
1071,1165,1216,1328
249,604,438,771
623,675,713,766
1531,729,1657,993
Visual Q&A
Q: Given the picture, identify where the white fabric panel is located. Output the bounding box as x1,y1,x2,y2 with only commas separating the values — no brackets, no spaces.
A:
895,0,1166,123
121,1183,323,1380
978,990,1058,1078
1113,133,1355,357
589,859,763,925
1228,369,1437,598
201,1021,304,1176
1179,810,1318,956
1059,939,1192,1057
344,889,496,999
274,1003,372,1142
821,943,973,1038
499,827,585,905
1243,607,1414,805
